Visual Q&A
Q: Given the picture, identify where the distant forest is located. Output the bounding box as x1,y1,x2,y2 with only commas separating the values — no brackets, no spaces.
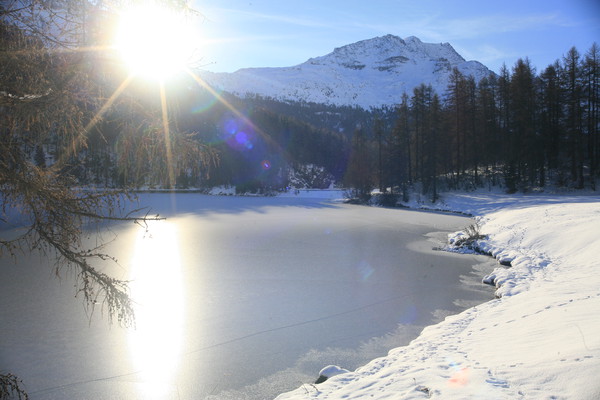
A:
36,44,599,198
366,43,600,200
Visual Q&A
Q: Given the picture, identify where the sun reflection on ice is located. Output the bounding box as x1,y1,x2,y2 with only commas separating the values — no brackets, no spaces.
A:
129,220,184,398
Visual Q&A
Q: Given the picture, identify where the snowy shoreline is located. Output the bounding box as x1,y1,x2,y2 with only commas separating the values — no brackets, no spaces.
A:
275,189,600,400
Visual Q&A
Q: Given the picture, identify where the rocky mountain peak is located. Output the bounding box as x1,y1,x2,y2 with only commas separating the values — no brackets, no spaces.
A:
199,35,493,109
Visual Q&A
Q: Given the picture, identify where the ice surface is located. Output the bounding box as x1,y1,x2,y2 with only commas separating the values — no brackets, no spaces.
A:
0,193,496,400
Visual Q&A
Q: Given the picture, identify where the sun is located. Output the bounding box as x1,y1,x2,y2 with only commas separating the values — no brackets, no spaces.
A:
115,4,199,80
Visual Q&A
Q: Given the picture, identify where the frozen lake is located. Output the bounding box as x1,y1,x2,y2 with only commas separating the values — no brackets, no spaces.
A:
0,194,495,399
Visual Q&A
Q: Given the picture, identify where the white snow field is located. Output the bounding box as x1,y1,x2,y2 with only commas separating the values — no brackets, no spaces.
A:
277,190,600,400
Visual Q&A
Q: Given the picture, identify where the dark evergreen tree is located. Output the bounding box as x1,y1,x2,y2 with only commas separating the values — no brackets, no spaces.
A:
539,61,563,178
389,93,412,200
412,84,432,185
495,64,517,191
477,74,500,183
374,116,385,192
445,67,467,184
562,47,585,188
510,58,539,186
344,127,373,201
428,93,442,201
583,43,600,187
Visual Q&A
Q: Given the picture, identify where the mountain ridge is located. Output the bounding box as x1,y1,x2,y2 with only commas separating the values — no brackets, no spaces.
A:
198,35,493,109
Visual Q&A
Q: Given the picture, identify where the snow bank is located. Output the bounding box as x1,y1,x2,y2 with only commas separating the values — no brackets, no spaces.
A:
276,191,600,400
278,188,345,200
206,186,345,199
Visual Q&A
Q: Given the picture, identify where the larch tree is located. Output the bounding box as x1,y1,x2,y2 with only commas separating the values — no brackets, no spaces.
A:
583,43,599,187
510,58,539,186
1,1,211,397
373,116,385,193
477,74,500,182
427,93,442,202
562,46,585,188
390,92,411,200
445,67,467,184
539,61,563,179
344,126,373,201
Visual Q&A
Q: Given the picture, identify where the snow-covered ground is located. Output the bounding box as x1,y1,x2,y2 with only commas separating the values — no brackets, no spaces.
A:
276,189,600,400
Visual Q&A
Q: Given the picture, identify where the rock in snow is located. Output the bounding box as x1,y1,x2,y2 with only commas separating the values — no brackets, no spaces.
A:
198,35,493,108
314,365,350,384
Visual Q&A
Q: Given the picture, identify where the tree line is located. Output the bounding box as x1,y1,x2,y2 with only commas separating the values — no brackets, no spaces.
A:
21,40,600,198
59,86,351,192
344,44,600,201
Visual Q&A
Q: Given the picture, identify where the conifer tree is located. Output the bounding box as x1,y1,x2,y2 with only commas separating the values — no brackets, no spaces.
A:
344,127,373,201
390,93,411,200
464,75,479,184
374,116,386,192
562,47,584,187
428,93,442,201
583,43,600,186
510,58,539,186
539,61,563,176
446,67,467,184
477,74,500,182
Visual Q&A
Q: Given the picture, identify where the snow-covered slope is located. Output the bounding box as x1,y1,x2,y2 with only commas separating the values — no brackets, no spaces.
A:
198,35,493,109
276,191,600,400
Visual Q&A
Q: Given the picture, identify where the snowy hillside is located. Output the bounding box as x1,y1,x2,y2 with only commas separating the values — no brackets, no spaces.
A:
198,35,493,108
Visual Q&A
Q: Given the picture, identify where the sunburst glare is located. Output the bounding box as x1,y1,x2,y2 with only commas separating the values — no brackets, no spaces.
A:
115,4,200,80
129,220,184,398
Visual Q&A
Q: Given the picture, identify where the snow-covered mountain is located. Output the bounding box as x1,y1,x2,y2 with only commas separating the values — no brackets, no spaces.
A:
198,35,493,109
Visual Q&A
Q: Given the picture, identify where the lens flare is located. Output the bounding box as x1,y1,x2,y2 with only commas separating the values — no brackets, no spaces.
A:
191,92,220,114
261,160,272,170
224,118,239,136
357,260,375,281
220,116,257,152
448,367,470,387
446,357,470,387
235,131,253,149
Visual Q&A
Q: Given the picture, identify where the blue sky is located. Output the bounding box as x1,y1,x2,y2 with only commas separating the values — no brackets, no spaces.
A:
192,0,599,74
